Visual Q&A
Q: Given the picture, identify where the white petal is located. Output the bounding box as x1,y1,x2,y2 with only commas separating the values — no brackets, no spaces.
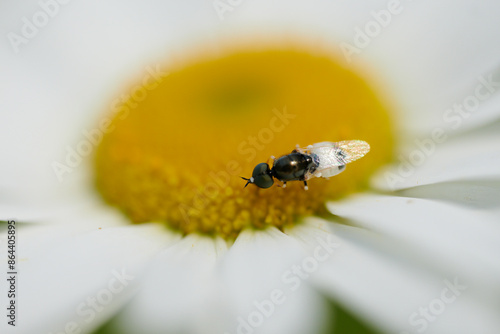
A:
0,223,174,334
372,121,500,191
210,227,328,334
361,0,500,135
293,218,500,334
328,194,500,295
116,229,327,334
114,234,227,334
392,179,500,211
0,184,133,229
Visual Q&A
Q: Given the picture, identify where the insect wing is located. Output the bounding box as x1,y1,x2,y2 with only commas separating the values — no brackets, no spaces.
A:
332,140,370,164
301,140,370,167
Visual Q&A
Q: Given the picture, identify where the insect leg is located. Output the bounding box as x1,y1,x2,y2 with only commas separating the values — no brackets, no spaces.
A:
303,180,308,191
282,181,287,188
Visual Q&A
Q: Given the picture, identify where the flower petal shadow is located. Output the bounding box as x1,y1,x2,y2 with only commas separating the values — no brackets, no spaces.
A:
393,179,500,209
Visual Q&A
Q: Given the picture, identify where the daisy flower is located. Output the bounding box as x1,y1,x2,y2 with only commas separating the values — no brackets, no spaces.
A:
1,1,500,334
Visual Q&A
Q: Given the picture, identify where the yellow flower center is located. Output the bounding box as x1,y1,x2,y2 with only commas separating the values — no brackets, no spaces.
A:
94,45,394,240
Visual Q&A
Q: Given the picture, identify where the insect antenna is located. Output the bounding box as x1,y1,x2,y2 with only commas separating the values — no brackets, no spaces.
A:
240,176,253,188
